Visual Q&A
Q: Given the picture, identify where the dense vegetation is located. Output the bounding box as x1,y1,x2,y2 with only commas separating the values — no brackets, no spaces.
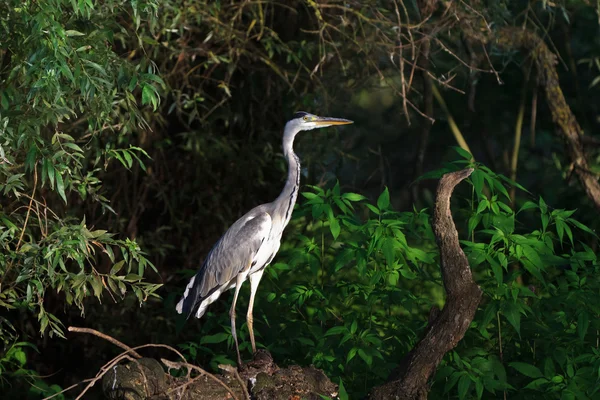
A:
1,0,600,398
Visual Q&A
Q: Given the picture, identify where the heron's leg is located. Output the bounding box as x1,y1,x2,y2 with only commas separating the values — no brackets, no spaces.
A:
230,273,246,367
247,269,265,354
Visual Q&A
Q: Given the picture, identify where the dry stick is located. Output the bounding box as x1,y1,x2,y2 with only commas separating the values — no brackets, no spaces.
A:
431,83,474,158
412,39,433,205
164,373,206,398
42,350,135,400
530,86,538,148
71,343,194,400
498,311,506,400
68,326,142,358
61,327,200,400
219,363,251,400
162,359,241,400
392,0,409,124
510,76,528,205
41,378,96,400
74,348,144,399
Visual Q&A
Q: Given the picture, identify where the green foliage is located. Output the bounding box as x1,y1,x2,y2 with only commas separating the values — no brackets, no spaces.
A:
428,152,600,399
0,338,64,399
180,149,599,398
2,0,600,398
0,0,163,390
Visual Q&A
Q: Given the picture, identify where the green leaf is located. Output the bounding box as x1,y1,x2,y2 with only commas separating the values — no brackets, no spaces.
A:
111,260,125,275
487,255,503,285
577,311,589,341
90,276,102,298
302,192,319,200
454,146,473,160
523,378,549,390
295,337,314,347
377,187,390,210
357,348,372,366
342,193,366,202
200,332,229,344
457,374,471,400
567,218,597,236
123,151,133,168
55,172,67,203
471,169,485,198
65,30,85,36
362,204,378,216
13,349,26,366
476,199,489,214
518,201,538,213
564,223,573,245
329,217,340,240
556,219,565,243
509,362,543,379
123,274,142,282
25,146,37,173
468,213,482,234
399,268,417,280
338,380,348,400
325,326,346,336
504,302,521,337
544,357,555,377
475,378,484,399
82,59,107,76
347,347,357,363
350,319,358,334
522,245,543,270
539,197,548,214
492,179,510,201
142,85,155,107
382,238,395,267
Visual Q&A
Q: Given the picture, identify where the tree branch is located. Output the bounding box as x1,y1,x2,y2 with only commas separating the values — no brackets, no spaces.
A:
370,168,482,399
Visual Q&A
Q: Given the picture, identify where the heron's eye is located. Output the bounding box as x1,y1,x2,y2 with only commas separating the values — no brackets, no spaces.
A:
303,116,309,121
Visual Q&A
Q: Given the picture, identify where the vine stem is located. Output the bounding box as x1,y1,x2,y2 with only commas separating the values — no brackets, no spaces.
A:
497,311,506,400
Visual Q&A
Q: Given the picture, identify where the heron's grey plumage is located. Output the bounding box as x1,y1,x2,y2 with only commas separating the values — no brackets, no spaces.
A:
176,210,272,318
176,112,353,365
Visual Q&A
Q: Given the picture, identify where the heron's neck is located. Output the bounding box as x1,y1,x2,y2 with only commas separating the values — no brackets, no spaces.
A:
275,129,301,226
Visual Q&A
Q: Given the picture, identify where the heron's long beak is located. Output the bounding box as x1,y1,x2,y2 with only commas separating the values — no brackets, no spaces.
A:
314,116,354,126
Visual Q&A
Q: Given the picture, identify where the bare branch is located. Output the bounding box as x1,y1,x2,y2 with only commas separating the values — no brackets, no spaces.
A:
371,168,482,399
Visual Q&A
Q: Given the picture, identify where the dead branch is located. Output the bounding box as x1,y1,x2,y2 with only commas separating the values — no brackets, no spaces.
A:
370,168,482,400
68,326,142,359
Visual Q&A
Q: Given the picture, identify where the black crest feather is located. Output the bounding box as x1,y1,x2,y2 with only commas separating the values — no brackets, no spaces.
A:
292,111,310,119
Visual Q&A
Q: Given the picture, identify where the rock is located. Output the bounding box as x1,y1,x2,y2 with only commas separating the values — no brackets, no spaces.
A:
102,358,167,400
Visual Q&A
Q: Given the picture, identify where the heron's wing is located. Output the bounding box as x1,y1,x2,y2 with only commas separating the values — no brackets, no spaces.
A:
176,210,272,317
199,211,272,296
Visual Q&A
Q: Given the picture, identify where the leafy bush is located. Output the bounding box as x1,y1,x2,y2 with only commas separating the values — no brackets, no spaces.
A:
178,149,598,399
0,0,163,389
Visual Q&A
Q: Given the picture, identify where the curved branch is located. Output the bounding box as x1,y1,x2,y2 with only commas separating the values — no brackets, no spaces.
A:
370,168,482,400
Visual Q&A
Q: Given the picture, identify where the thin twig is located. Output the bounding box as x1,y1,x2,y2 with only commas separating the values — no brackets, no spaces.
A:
1,163,38,287
431,83,473,157
220,364,251,400
41,378,96,400
68,326,142,358
162,359,241,400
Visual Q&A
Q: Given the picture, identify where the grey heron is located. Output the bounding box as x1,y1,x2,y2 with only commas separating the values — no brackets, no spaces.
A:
176,111,353,365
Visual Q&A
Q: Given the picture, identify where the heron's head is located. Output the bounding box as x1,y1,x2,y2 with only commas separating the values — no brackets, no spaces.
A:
287,111,353,132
